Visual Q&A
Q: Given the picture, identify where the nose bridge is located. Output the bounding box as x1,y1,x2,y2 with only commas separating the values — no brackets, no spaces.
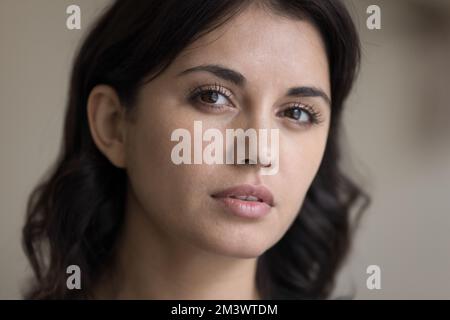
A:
241,95,274,131
226,97,276,169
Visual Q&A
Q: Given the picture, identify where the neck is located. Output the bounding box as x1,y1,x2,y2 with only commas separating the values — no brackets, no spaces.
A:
95,189,262,300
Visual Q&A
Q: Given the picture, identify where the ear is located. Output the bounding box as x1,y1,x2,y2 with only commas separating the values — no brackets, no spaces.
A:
87,85,128,168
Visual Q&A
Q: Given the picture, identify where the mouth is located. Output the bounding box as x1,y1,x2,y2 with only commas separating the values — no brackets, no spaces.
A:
211,184,274,219
228,195,265,202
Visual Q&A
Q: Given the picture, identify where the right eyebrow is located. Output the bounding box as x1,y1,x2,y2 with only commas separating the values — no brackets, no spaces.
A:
177,64,246,87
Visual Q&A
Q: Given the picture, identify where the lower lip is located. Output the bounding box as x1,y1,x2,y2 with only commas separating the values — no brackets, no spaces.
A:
212,197,272,219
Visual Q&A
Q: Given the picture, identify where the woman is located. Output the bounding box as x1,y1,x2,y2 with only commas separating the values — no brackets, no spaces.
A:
23,0,369,299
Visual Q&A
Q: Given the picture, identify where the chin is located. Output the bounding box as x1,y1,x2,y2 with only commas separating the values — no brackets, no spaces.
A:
198,232,274,259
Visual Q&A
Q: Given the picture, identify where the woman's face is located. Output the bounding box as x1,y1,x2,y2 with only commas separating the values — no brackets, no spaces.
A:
124,6,331,258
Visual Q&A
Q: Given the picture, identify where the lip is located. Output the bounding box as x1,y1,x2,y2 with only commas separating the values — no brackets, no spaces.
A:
211,184,274,219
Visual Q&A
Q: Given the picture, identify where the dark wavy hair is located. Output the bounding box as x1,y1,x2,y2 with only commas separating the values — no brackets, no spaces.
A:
22,0,369,299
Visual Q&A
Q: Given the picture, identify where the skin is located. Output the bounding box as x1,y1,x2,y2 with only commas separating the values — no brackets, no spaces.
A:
87,4,331,299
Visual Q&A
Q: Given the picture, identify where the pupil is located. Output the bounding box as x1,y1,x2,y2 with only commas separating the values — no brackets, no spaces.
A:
288,108,301,120
201,91,218,103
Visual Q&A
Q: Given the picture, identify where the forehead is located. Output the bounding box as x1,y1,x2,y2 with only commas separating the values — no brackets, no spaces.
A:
167,5,330,95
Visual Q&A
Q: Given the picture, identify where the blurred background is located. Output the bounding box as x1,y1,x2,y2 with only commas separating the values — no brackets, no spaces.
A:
1,0,449,299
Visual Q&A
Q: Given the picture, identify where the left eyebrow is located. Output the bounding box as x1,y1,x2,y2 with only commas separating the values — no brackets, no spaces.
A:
178,64,331,106
286,86,331,106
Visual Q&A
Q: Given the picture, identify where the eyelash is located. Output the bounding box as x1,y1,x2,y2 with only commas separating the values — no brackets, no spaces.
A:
187,82,233,110
281,103,325,126
187,83,324,126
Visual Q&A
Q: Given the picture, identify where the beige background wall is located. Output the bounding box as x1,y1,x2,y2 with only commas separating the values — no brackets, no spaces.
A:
1,0,449,299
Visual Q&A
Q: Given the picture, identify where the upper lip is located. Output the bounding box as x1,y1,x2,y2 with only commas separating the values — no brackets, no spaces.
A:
211,184,274,207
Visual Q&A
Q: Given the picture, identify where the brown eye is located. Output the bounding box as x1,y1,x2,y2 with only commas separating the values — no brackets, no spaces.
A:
281,106,311,123
199,91,220,104
276,103,324,126
189,84,234,110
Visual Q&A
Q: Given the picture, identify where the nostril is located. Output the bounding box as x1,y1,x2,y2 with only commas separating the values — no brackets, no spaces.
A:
241,158,257,165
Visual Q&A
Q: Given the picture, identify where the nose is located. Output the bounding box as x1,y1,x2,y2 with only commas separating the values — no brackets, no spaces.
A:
238,157,271,167
227,103,276,170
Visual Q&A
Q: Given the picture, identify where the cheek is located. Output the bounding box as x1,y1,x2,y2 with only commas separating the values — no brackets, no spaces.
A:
276,130,328,214
124,108,182,219
124,105,214,222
